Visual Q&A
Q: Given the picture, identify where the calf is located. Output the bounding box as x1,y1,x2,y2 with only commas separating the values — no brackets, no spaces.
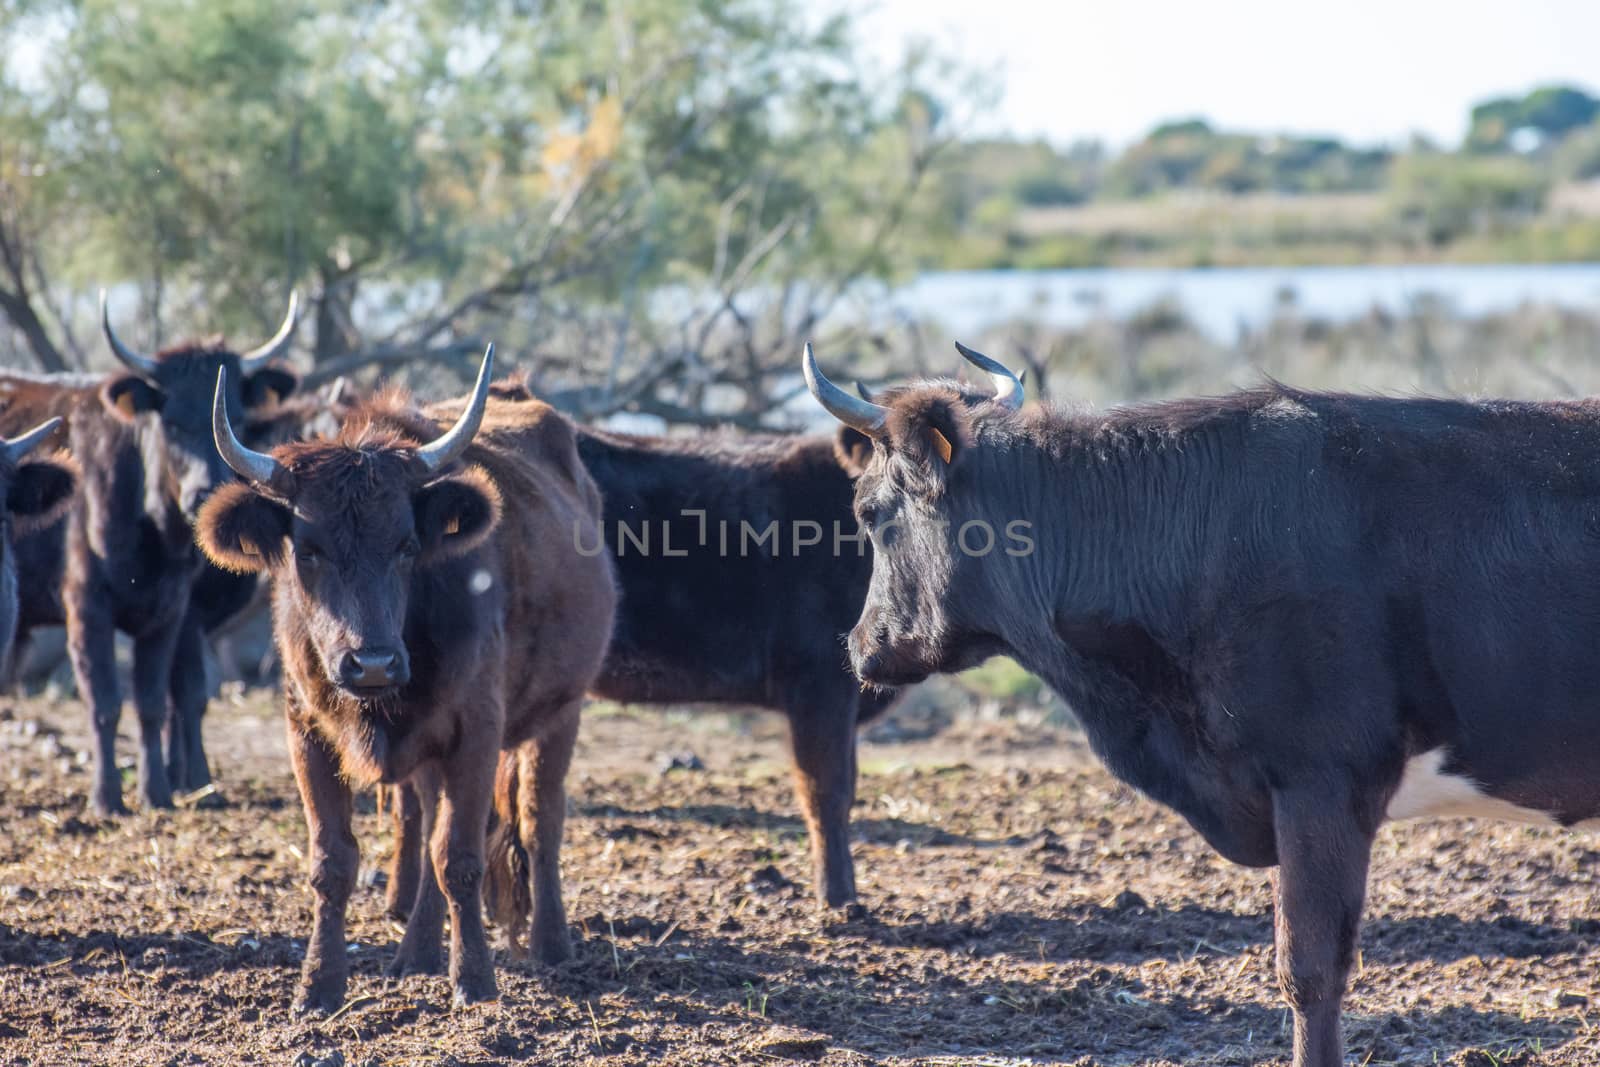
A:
0,419,77,679
388,382,894,922
807,342,1600,1067
196,349,616,1012
0,293,300,813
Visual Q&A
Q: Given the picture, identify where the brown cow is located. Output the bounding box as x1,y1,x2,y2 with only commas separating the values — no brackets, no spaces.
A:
195,348,616,1012
391,403,897,926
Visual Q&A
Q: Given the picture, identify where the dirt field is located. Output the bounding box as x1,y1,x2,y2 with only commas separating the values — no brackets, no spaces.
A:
4,689,1599,1067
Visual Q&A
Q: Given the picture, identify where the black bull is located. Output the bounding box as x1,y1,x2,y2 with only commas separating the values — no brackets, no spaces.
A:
387,396,897,914
0,294,300,814
808,342,1600,1067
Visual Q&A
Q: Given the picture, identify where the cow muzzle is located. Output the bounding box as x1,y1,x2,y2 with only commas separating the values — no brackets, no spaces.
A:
337,646,410,693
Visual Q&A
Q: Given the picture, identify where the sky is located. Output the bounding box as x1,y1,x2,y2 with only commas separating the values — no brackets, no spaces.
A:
860,0,1600,148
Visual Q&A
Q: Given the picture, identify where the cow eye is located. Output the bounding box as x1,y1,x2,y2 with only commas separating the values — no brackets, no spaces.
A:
296,545,322,567
398,538,420,560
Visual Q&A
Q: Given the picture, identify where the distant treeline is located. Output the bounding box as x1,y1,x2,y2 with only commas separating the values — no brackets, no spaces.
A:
922,85,1600,269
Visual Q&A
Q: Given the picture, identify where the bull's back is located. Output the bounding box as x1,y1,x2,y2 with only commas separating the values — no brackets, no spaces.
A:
576,429,870,707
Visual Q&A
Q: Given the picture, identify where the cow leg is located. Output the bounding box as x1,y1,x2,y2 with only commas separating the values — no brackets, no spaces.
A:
66,597,125,817
783,687,859,908
514,706,579,966
286,714,358,1017
1271,781,1373,1067
165,610,210,793
437,731,500,1006
389,770,446,977
130,626,179,810
385,783,424,922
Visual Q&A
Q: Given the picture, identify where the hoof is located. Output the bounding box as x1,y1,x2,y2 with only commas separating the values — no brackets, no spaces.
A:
292,984,344,1019
90,792,128,819
531,930,572,967
174,768,211,794
451,970,499,1008
386,949,445,978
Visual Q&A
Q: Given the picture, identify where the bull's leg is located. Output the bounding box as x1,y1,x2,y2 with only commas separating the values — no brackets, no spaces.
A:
437,732,500,1006
286,713,358,1017
130,626,179,810
66,597,125,817
514,707,579,965
389,771,446,977
165,611,210,793
783,688,859,907
385,782,424,922
1271,781,1373,1067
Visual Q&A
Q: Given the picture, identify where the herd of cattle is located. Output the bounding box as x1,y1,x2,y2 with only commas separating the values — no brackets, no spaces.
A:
5,299,1600,1067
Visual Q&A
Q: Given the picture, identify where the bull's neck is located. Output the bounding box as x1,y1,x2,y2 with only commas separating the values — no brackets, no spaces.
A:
1001,422,1219,668
76,423,188,553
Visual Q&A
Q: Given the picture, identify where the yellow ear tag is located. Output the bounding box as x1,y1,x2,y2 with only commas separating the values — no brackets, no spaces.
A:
239,536,260,557
444,515,461,536
929,427,954,465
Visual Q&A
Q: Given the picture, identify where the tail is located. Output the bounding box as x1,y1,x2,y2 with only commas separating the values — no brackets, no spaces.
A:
483,750,532,955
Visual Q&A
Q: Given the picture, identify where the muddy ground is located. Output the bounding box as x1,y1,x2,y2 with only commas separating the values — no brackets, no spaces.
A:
3,689,1599,1067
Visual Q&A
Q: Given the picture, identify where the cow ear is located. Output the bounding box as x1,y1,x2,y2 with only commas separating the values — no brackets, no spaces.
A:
195,483,290,574
414,466,502,564
833,426,877,478
7,456,78,535
101,375,164,422
887,392,968,481
242,367,300,410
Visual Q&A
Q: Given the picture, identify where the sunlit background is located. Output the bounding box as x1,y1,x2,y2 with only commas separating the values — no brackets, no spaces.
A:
2,0,1599,411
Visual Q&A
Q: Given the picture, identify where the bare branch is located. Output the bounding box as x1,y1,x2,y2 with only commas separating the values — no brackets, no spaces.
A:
299,338,488,388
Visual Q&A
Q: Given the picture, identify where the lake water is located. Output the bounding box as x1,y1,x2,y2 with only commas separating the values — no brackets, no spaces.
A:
885,263,1600,340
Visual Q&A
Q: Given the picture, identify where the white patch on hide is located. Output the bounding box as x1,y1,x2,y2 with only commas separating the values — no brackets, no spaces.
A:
1386,747,1599,829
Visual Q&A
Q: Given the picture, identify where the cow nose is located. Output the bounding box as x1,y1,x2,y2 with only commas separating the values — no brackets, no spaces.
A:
339,648,407,689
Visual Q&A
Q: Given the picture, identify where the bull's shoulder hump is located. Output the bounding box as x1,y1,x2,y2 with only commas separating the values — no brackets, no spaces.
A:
469,398,592,495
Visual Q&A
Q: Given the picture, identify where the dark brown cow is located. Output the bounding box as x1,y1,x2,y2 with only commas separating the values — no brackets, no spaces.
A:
196,349,616,1012
0,293,300,813
808,341,1600,1067
0,419,77,680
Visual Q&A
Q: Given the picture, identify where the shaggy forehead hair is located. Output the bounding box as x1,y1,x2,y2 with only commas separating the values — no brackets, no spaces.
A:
154,338,233,361
268,392,441,501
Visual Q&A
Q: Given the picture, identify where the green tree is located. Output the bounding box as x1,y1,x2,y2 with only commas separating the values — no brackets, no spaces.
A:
1388,152,1550,245
1,0,981,424
1468,85,1600,152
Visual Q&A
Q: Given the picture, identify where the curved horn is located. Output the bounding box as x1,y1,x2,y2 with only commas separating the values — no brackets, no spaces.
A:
239,290,301,370
213,367,290,490
100,290,160,380
955,341,1024,412
803,343,887,436
853,380,876,403
3,417,62,463
414,343,495,475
